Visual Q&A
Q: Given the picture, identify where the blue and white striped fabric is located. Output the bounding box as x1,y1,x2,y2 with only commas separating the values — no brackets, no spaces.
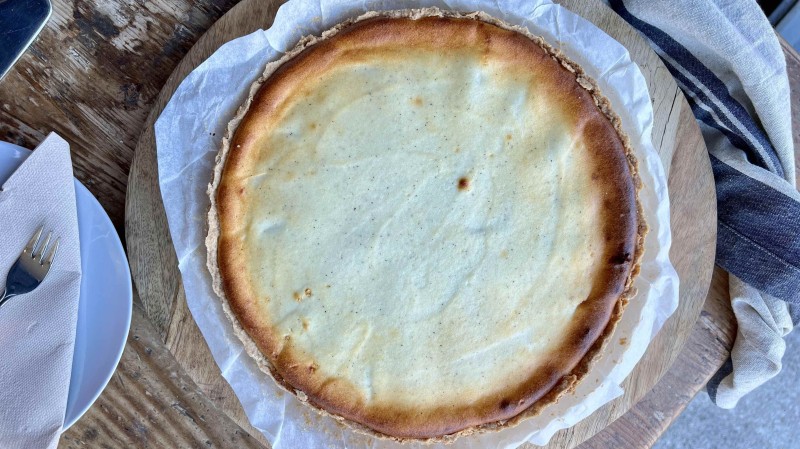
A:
608,0,799,407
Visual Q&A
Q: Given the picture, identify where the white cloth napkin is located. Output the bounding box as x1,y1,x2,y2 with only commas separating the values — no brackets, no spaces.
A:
0,133,82,448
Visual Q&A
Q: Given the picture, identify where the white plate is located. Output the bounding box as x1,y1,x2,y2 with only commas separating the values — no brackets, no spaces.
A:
0,140,132,430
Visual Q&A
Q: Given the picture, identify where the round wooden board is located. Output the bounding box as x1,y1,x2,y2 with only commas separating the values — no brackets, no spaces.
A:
124,1,716,448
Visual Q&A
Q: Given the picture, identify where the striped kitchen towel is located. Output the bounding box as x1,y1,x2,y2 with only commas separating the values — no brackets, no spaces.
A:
608,0,799,407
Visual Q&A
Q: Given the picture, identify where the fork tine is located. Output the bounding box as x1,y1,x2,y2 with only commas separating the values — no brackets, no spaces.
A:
43,238,59,266
24,226,43,255
37,232,53,262
35,231,51,259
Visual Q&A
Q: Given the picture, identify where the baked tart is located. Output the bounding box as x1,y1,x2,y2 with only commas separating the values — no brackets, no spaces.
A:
207,8,645,441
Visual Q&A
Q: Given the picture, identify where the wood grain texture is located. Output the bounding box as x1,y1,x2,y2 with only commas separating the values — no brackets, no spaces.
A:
124,1,715,448
124,0,284,442
59,295,263,449
579,268,736,449
0,0,239,228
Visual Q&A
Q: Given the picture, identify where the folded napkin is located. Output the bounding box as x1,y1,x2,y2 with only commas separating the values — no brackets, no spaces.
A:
609,0,799,407
0,133,82,448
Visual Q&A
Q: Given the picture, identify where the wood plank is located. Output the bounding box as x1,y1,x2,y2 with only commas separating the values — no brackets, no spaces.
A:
579,268,736,449
124,0,284,441
59,296,264,448
0,0,240,228
163,284,270,446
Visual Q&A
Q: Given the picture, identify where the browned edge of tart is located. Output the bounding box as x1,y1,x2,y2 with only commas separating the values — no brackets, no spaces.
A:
206,7,647,443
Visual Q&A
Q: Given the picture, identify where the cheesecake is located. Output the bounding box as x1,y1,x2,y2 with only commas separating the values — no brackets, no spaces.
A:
207,8,645,441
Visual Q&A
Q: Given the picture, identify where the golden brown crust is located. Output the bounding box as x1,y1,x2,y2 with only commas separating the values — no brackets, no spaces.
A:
208,8,646,442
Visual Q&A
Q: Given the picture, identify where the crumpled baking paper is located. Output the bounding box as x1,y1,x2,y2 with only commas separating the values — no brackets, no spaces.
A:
153,0,679,447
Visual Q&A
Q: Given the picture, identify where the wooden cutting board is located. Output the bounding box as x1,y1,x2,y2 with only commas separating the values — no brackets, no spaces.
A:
124,0,716,447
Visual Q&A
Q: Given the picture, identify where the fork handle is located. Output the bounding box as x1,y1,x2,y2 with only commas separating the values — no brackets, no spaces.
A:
0,288,16,308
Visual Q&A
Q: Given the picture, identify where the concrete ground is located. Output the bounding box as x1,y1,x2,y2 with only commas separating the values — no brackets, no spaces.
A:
652,329,800,449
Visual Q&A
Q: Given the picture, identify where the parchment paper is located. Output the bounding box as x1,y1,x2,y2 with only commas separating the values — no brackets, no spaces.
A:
154,0,679,447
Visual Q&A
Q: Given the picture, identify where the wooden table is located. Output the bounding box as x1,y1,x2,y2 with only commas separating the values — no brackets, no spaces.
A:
0,2,797,448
